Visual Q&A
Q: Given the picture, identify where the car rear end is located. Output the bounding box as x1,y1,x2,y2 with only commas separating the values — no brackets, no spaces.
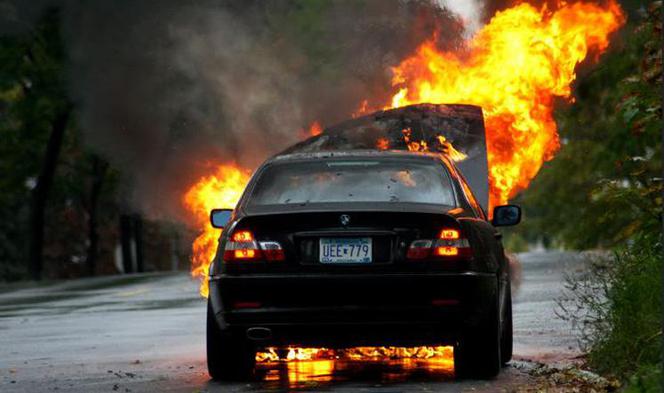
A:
208,153,499,349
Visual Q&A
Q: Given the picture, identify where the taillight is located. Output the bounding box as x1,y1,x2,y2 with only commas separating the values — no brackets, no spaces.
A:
258,241,286,261
224,230,261,261
435,227,472,258
407,228,472,260
232,301,262,309
232,230,254,242
223,230,285,262
406,239,433,259
434,246,459,256
439,229,460,240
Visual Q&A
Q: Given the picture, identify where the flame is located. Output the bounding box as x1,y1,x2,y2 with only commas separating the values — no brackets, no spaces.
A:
376,137,390,150
182,164,251,297
402,128,428,152
299,121,323,139
309,121,323,137
399,128,467,162
352,99,371,118
389,1,624,206
258,346,453,365
436,135,468,162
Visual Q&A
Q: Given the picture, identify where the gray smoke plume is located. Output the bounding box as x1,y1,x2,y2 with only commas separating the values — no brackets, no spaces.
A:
2,0,476,222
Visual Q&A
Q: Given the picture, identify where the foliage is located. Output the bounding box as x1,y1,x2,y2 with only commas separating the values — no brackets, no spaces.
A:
0,9,122,280
558,234,662,380
622,364,663,393
0,9,69,279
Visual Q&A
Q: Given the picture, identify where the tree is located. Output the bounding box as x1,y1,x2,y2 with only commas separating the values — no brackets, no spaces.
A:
0,8,125,280
0,9,73,280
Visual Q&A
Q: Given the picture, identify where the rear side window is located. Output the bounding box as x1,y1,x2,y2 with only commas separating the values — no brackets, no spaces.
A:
248,160,456,206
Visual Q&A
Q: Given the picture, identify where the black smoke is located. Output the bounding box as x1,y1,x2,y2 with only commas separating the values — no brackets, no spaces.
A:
1,0,469,220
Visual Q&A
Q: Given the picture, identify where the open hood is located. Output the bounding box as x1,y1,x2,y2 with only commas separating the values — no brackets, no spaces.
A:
282,104,489,212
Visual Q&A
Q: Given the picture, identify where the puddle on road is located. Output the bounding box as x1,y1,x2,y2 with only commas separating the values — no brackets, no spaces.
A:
109,298,201,312
0,293,86,308
0,291,200,318
63,274,182,292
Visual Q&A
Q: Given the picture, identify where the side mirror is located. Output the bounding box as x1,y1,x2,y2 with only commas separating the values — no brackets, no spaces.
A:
492,205,521,227
210,209,233,229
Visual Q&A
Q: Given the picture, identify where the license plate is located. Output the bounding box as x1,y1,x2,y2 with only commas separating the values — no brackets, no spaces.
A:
319,238,372,264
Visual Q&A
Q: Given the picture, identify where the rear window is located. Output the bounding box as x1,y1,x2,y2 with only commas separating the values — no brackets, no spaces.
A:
248,159,456,206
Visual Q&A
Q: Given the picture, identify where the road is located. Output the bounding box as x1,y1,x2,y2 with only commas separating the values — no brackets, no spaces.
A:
0,251,587,392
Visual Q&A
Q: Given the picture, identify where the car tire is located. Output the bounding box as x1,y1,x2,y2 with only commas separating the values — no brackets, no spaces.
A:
501,282,513,366
207,301,256,380
454,283,501,379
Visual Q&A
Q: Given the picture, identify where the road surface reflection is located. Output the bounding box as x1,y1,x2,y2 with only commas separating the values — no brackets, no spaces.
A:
255,357,455,390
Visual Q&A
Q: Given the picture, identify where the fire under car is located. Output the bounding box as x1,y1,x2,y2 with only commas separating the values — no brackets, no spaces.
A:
205,104,521,379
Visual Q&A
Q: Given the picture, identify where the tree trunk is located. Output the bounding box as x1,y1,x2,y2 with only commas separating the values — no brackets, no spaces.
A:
119,214,134,274
133,214,144,273
85,156,108,276
28,107,71,281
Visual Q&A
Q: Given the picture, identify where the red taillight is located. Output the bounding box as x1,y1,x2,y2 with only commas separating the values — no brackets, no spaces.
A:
223,230,285,262
232,301,262,309
232,230,254,242
434,246,459,256
431,299,459,306
407,228,472,260
224,230,262,261
439,229,460,240
233,249,257,259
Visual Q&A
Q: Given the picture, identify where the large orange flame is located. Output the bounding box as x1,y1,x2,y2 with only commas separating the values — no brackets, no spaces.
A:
182,164,251,297
389,0,624,206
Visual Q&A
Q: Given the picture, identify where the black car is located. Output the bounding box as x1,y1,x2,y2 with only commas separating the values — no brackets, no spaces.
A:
206,150,521,380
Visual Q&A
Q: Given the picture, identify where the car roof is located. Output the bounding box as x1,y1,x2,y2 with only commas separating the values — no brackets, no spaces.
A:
266,149,450,164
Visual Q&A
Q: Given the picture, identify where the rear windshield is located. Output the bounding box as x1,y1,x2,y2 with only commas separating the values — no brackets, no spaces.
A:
248,159,456,206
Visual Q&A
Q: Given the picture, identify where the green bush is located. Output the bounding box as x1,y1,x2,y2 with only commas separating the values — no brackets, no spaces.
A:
557,234,661,383
622,364,663,393
589,234,662,378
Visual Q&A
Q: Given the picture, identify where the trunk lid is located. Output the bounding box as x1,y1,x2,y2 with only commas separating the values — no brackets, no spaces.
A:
229,208,461,272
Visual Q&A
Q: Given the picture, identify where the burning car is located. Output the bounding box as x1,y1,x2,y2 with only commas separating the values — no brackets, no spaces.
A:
205,104,521,379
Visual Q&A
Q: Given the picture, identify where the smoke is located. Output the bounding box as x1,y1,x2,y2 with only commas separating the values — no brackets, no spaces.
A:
1,0,476,222
438,0,484,35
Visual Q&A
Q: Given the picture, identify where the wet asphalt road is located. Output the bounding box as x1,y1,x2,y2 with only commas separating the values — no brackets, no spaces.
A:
0,251,587,392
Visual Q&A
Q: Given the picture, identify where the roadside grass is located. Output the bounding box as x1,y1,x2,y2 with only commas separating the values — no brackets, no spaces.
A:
589,235,662,378
557,234,662,390
622,364,663,393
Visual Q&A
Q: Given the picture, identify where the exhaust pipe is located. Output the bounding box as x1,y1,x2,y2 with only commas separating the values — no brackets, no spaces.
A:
246,327,272,341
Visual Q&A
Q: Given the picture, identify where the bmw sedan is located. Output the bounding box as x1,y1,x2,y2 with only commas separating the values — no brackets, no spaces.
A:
206,150,521,380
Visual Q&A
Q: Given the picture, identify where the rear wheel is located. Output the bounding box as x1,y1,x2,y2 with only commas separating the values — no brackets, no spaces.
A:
207,302,256,380
501,282,513,366
454,285,501,379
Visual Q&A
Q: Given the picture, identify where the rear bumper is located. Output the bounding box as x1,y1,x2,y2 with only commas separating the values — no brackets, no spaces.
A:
209,271,496,347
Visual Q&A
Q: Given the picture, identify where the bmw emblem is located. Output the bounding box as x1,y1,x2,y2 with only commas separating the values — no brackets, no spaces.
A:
340,214,351,226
